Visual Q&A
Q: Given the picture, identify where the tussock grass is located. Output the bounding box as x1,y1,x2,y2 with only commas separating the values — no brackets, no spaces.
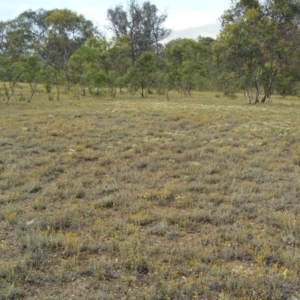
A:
1,90,300,299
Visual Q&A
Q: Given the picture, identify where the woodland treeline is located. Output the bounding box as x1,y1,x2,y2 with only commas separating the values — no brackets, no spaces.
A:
1,0,300,103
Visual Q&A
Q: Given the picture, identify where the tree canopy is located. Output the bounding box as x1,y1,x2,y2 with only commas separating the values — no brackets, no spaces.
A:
1,0,300,103
215,0,300,103
107,0,171,65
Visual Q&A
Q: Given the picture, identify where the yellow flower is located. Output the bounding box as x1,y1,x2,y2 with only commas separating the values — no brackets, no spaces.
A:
283,269,288,279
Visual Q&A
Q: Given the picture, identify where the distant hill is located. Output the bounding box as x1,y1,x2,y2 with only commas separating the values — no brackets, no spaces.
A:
163,23,221,43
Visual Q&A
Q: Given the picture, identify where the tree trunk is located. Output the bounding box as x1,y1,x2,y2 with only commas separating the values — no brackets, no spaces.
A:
188,84,191,97
261,87,271,103
4,82,15,104
141,83,144,98
55,83,60,101
16,83,26,101
81,86,86,96
279,89,285,98
27,82,37,103
244,87,252,104
111,87,116,98
166,89,170,101
261,68,275,103
254,78,260,103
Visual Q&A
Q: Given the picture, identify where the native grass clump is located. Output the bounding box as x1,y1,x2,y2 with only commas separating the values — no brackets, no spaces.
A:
0,90,300,299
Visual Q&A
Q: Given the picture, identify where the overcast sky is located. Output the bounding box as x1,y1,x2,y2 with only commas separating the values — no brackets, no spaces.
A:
1,0,230,31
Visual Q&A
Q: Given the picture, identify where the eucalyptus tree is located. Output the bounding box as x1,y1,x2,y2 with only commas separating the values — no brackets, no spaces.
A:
164,39,205,98
14,55,41,102
69,38,108,96
39,9,100,89
261,0,300,100
107,0,171,65
69,36,132,98
0,54,17,103
106,36,132,97
0,20,27,102
68,44,90,96
214,6,264,103
7,9,50,55
0,9,53,102
197,37,217,91
0,9,101,101
221,0,261,26
215,0,300,103
127,51,157,97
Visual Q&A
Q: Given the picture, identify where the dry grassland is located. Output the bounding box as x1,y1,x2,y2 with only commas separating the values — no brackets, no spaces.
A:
1,90,300,299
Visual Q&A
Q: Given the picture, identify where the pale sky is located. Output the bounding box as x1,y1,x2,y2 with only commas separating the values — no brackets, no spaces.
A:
1,0,230,31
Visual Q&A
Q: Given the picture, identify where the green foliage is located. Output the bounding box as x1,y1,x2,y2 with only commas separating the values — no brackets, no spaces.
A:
13,55,41,102
40,65,64,100
45,9,81,28
164,39,208,99
217,72,239,98
216,0,300,103
37,9,98,88
1,1,300,103
127,51,157,97
107,0,171,65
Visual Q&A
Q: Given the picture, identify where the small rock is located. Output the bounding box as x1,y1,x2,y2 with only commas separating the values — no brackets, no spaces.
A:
26,219,35,226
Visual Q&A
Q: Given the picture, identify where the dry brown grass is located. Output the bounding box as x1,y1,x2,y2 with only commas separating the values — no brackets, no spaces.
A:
1,88,300,299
